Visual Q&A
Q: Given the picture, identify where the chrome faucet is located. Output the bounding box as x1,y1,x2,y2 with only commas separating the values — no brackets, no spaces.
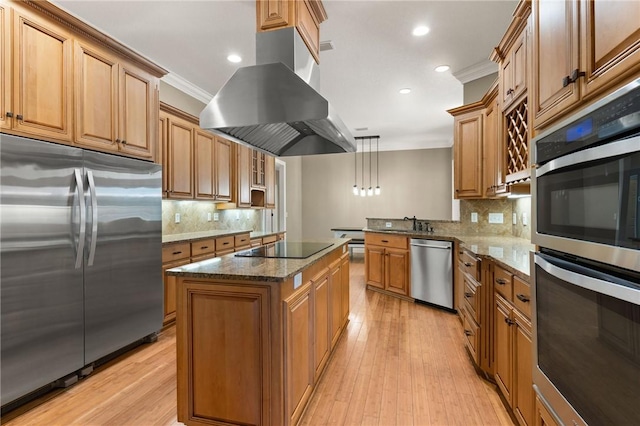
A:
403,216,417,231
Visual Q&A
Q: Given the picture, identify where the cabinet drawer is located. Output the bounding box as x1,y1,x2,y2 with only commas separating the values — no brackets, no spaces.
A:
463,310,479,363
191,239,216,257
463,275,480,323
513,275,531,319
215,236,235,252
365,233,408,249
234,233,251,248
251,238,262,248
459,249,480,281
494,265,513,301
262,234,277,245
162,242,190,263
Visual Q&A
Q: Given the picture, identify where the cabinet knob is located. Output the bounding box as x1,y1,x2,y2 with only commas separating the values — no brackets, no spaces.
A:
5,111,13,118
116,138,121,144
516,294,530,303
464,262,472,267
464,292,473,298
464,330,473,336
505,318,515,326
496,278,507,285
121,140,127,145
16,114,23,121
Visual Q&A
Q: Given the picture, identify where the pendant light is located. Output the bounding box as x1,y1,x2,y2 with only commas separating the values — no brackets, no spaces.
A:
367,137,373,196
375,136,381,195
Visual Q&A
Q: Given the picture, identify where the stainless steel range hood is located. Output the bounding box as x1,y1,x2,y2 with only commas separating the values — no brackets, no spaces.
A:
200,28,355,157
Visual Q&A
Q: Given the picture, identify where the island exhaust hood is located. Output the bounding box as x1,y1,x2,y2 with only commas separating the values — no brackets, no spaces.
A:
200,28,356,157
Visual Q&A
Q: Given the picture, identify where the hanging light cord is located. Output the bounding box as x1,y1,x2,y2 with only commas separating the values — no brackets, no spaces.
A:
376,136,379,187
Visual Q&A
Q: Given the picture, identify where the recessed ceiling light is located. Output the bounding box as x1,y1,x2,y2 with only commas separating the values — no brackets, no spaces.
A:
399,88,411,95
227,54,242,63
412,26,429,36
354,127,369,131
435,65,450,73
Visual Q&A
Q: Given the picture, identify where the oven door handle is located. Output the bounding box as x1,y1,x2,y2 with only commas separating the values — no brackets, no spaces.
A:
536,135,640,177
535,253,640,305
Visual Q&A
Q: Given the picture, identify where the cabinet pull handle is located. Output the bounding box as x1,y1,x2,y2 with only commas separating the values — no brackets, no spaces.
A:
464,330,473,336
5,111,13,118
16,114,23,121
381,240,389,243
459,251,463,255
172,251,182,255
506,88,514,95
464,262,472,267
121,140,127,145
116,138,121,144
516,294,530,303
464,292,473,298
505,318,515,326
201,246,208,249
496,278,507,285
562,69,586,87
223,242,230,245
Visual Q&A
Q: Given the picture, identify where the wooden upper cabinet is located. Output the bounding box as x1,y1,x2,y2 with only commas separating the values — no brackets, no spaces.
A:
252,149,266,188
74,40,118,151
531,0,580,129
500,30,527,110
236,144,252,208
532,0,639,131
581,0,640,100
257,0,327,63
265,154,276,208
159,113,168,196
166,114,194,199
12,7,73,141
451,107,483,199
118,64,155,159
0,4,11,131
215,137,232,201
483,86,507,198
194,129,215,200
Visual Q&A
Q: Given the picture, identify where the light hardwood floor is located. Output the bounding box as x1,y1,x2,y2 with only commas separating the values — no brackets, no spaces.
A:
2,257,513,426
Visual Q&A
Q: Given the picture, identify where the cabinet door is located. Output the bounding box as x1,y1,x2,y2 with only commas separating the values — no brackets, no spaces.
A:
340,255,350,325
194,129,215,200
454,111,483,199
167,116,194,199
13,8,73,141
511,31,527,103
365,246,385,289
215,137,232,201
531,0,580,129
329,261,342,349
0,4,11,131
265,154,276,208
494,294,513,404
252,149,266,188
162,258,190,325
514,312,534,426
118,63,155,159
581,0,640,100
500,55,513,107
237,144,252,207
313,274,330,381
159,112,168,197
284,286,314,426
74,40,118,151
386,248,409,296
483,95,505,197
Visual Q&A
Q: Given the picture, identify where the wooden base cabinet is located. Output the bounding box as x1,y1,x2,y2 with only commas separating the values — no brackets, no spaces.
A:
364,233,410,297
175,243,350,426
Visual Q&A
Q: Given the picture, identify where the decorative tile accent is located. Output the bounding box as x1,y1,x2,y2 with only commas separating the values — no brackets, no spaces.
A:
162,200,263,236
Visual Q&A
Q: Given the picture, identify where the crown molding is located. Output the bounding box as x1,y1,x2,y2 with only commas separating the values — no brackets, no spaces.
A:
452,60,498,84
161,73,213,104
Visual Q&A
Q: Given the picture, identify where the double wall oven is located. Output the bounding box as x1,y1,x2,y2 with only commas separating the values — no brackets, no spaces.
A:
532,78,640,426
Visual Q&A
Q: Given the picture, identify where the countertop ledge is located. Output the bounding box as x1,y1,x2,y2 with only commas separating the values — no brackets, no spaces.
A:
167,238,350,282
364,228,533,280
162,229,281,245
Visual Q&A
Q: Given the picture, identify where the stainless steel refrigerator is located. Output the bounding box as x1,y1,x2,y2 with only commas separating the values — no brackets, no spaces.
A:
1,135,162,407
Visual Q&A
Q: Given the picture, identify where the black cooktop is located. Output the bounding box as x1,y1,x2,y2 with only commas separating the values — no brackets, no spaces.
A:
235,242,333,259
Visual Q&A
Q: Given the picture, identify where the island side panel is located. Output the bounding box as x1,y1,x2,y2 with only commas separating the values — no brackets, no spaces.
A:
176,281,274,426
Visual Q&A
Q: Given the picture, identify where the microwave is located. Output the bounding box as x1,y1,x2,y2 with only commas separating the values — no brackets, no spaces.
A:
532,78,640,273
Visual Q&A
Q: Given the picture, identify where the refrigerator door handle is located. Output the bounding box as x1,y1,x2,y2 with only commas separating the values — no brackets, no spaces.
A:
74,169,86,269
87,170,98,266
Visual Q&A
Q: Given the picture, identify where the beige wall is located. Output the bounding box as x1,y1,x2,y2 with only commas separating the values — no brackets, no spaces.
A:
299,148,453,239
463,72,498,104
159,80,207,117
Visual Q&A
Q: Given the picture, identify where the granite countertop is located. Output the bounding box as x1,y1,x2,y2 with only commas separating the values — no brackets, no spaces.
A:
162,229,281,245
364,228,534,279
166,238,350,282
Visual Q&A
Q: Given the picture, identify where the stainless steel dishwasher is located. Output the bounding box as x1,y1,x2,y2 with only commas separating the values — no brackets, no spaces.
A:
410,239,453,310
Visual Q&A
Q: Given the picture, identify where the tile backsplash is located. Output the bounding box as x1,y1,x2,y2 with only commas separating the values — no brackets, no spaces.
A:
162,200,263,235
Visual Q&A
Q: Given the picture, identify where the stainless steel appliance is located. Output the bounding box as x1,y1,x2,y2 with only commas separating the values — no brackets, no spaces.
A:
532,78,640,426
409,239,453,310
1,135,162,408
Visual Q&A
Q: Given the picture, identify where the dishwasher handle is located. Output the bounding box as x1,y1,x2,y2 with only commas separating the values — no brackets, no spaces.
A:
410,243,451,250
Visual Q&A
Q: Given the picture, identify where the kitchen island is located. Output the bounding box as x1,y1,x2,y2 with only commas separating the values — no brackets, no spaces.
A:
167,239,351,426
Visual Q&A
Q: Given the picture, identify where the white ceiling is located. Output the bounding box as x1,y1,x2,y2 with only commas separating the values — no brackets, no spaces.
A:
52,0,518,152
